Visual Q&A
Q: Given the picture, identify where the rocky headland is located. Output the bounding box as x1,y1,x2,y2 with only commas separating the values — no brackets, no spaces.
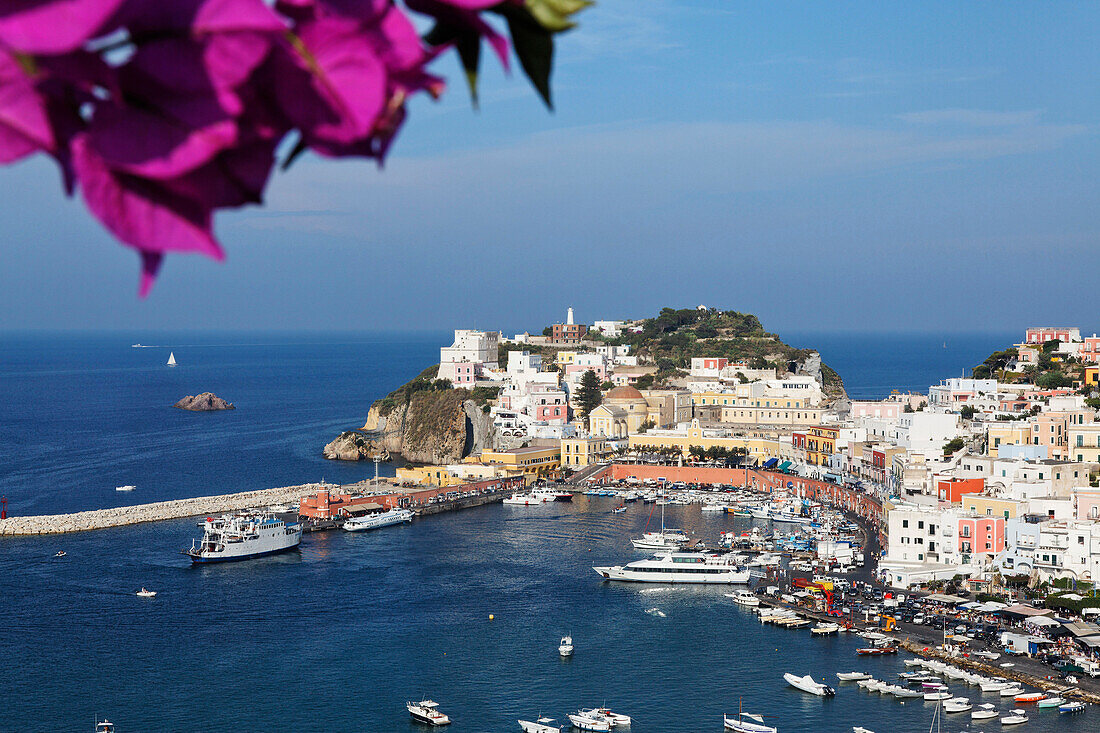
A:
174,393,235,411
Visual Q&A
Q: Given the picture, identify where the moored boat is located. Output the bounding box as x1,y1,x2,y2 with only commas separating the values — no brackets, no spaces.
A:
971,703,998,720
836,672,871,681
1000,710,1027,725
783,672,835,696
566,710,610,731
1037,696,1064,708
342,507,414,532
1013,692,1044,704
519,717,560,733
723,711,776,733
1059,701,1086,714
594,552,750,584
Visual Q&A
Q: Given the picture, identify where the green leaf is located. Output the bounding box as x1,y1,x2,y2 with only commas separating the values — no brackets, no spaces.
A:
455,33,482,108
500,6,555,108
423,21,458,48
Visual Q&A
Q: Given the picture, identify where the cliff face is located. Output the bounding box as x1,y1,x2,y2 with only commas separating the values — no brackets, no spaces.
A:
325,389,495,464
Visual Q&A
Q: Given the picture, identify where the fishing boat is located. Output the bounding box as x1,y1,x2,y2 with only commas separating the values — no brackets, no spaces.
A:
593,708,630,726
724,710,776,733
594,552,750,584
1059,701,1086,714
1036,696,1065,708
1013,692,1044,704
135,588,157,598
971,703,998,720
342,508,414,532
407,700,451,726
166,352,176,367
1000,710,1027,725
783,672,835,696
566,711,610,732
558,635,574,657
518,717,560,733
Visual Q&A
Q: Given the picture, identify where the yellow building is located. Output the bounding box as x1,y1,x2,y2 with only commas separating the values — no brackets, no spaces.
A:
1086,366,1099,388
987,424,1031,456
589,386,652,438
961,494,1023,520
803,426,839,466
1069,424,1100,464
555,351,579,366
396,463,508,487
628,419,801,462
719,404,825,427
479,445,561,479
692,388,811,410
561,436,611,468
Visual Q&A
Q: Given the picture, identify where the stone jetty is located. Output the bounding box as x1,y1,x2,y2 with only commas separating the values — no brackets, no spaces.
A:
0,483,326,536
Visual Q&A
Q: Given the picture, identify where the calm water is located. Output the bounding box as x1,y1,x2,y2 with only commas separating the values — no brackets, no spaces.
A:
3,331,1088,731
3,500,1094,732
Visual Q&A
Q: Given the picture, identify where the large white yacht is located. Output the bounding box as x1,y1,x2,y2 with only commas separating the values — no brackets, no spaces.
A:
184,511,302,563
342,507,414,532
594,552,751,584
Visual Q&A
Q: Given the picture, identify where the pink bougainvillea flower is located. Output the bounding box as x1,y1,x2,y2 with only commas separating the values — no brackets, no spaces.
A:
72,133,224,296
0,49,54,162
406,0,510,69
0,0,125,54
273,18,385,148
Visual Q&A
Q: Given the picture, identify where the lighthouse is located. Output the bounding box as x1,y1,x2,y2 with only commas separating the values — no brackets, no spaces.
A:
567,307,574,325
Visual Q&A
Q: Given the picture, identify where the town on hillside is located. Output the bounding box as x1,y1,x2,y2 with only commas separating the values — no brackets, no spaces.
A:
406,315,1100,595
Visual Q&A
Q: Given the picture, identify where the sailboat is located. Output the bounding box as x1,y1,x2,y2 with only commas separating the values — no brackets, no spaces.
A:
631,503,687,550
167,352,177,367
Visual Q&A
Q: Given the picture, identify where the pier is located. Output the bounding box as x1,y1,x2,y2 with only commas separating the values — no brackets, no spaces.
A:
0,482,329,536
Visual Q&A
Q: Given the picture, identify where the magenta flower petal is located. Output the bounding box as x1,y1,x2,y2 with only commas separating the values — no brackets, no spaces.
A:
0,50,54,163
274,18,385,147
138,250,163,298
0,0,125,54
72,133,224,259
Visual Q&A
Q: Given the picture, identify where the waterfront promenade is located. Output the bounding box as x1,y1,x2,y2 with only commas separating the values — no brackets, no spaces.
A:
0,482,327,536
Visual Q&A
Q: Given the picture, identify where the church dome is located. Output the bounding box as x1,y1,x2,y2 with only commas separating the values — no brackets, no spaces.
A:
605,385,644,401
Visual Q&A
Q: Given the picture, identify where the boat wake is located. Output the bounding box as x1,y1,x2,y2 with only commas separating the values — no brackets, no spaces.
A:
645,607,667,618
638,587,680,594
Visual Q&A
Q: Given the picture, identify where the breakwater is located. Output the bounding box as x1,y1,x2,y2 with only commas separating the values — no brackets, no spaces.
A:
0,483,326,536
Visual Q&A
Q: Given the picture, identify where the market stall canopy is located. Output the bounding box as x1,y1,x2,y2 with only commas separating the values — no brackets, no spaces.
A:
1023,616,1061,628
924,593,968,605
1002,604,1053,619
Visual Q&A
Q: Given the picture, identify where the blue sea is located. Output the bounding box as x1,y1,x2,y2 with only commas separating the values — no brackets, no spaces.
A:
2,331,1089,732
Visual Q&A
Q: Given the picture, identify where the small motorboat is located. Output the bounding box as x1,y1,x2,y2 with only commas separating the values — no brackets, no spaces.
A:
783,672,835,696
54,550,66,558
728,590,760,607
1014,692,1044,704
407,700,451,726
892,688,923,699
1000,710,1028,725
1037,696,1065,708
810,622,840,635
566,711,610,732
519,717,561,733
852,728,874,733
972,703,998,720
943,697,972,713
135,588,157,598
95,721,115,733
975,650,1001,660
613,505,627,514
724,711,776,733
836,672,871,681
558,635,574,657
1059,701,1086,714
924,691,951,701
115,485,136,492
999,686,1025,698
593,708,630,727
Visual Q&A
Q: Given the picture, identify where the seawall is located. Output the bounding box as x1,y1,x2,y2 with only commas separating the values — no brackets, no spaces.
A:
0,483,327,536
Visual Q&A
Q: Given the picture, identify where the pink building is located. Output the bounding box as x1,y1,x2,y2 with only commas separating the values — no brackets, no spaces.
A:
1025,327,1080,344
1082,336,1100,363
1075,488,1100,521
850,400,902,419
958,516,1005,556
528,386,569,423
565,363,607,381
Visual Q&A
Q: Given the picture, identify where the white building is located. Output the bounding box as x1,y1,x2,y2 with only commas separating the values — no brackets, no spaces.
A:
437,329,499,385
864,412,960,456
592,320,625,337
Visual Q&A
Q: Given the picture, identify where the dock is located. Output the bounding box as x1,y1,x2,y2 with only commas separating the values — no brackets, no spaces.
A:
0,482,329,536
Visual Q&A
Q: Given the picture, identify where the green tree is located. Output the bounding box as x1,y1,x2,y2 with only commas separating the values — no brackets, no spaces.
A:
960,405,976,419
574,369,603,429
943,437,965,456
542,326,553,337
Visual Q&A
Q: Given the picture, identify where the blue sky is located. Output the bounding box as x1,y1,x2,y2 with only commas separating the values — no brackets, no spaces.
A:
1,2,1098,335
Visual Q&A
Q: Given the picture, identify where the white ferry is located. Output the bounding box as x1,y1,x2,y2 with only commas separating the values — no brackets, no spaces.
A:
593,551,751,584
184,512,302,563
343,507,414,532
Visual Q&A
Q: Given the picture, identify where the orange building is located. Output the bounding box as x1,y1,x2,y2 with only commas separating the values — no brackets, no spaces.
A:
936,477,985,504
804,426,840,466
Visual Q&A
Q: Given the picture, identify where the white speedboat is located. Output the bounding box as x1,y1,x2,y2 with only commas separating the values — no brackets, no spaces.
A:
407,700,450,726
135,587,157,598
852,728,874,733
503,493,550,506
1037,696,1065,708
783,672,835,696
924,691,951,701
54,550,66,558
566,711,610,732
724,711,776,733
728,589,760,607
594,552,750,584
810,622,839,635
559,635,574,657
343,508,414,532
837,672,871,681
184,511,302,563
115,485,136,492
95,720,115,733
593,708,630,726
1001,710,1027,725
519,717,560,733
971,703,998,720
1060,701,1086,714
943,697,971,713
613,506,627,514
999,686,1025,698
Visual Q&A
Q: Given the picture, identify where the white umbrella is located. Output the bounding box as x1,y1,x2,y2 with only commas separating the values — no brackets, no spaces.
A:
1058,593,1085,601
1023,616,1060,627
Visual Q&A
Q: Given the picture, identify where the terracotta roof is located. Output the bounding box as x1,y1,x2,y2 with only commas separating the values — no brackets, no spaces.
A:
605,385,644,401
